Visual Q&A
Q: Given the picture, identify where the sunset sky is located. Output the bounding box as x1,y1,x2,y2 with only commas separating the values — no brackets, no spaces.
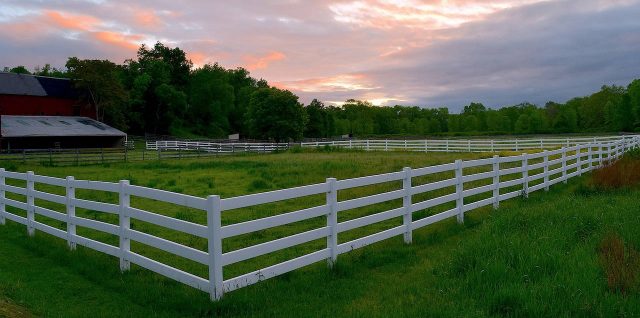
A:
1,0,639,111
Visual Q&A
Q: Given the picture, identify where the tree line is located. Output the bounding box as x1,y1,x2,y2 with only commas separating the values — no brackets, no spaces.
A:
4,42,640,140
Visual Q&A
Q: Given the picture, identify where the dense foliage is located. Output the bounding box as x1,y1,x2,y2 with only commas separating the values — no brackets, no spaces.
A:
4,42,640,139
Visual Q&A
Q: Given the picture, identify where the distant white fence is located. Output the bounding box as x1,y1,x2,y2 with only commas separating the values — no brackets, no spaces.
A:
147,140,289,153
301,135,639,152
1,136,639,301
147,135,639,154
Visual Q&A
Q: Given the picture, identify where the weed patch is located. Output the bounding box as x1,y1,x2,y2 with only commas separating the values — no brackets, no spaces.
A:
598,232,640,295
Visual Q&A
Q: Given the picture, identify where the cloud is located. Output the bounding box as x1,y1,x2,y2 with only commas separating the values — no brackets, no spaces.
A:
0,0,639,111
244,51,286,70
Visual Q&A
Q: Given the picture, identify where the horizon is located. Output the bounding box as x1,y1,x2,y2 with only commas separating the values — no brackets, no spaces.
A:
1,0,639,111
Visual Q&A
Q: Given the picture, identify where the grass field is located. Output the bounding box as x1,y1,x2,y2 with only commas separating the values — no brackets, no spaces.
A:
1,149,639,317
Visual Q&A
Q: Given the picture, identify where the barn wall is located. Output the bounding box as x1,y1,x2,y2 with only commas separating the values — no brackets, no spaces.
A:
0,95,95,118
1,136,125,150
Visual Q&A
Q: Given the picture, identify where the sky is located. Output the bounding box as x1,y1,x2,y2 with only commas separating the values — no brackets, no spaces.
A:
1,0,639,112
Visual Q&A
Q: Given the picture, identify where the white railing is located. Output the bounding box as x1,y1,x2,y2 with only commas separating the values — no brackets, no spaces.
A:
301,135,639,152
147,140,289,153
1,136,638,301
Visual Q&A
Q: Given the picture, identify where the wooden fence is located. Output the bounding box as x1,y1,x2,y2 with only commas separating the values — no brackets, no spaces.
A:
0,136,638,301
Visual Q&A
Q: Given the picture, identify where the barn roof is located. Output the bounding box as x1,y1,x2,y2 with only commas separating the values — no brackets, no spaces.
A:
0,116,126,138
0,72,80,99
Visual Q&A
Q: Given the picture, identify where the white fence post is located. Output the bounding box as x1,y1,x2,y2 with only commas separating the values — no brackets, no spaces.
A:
385,140,388,151
491,140,495,152
467,140,471,152
522,154,529,198
424,140,428,153
598,144,603,167
402,167,412,244
206,195,224,300
455,160,464,224
446,140,449,152
119,180,131,271
26,171,35,236
66,176,76,250
515,139,519,152
562,148,567,184
0,168,5,225
366,140,370,151
587,145,593,171
492,155,500,209
577,145,582,176
326,178,338,267
543,151,549,191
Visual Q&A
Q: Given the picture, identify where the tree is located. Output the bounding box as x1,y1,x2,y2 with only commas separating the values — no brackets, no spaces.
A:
247,87,307,141
65,57,128,129
8,66,30,74
304,99,329,138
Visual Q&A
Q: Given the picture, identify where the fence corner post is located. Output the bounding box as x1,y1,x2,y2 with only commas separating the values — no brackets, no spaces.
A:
522,153,529,198
455,159,464,224
26,171,35,236
326,178,338,267
543,150,549,191
402,167,412,244
206,195,224,301
118,180,131,272
66,176,76,250
492,155,500,209
0,168,5,225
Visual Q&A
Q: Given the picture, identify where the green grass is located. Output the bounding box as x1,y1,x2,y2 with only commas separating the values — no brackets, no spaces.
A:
1,149,635,317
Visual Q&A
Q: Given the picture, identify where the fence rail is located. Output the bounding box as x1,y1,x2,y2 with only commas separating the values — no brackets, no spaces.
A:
1,135,638,301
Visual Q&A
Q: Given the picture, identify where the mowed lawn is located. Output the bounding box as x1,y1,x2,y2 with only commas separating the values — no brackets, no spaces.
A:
1,149,640,317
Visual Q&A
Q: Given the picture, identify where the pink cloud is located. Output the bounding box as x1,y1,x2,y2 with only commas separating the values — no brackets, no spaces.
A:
244,51,286,70
44,10,101,31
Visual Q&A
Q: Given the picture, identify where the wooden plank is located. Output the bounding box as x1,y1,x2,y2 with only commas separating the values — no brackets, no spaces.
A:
127,206,208,238
337,189,404,212
72,180,119,192
32,221,67,240
74,235,120,257
71,198,119,214
32,190,66,205
72,216,119,236
461,197,494,212
3,184,27,196
337,207,405,233
336,225,405,254
3,211,27,225
410,192,457,213
127,185,207,210
222,227,329,266
461,171,493,183
336,171,404,190
221,183,328,210
411,178,457,195
223,249,330,292
462,184,493,198
128,252,209,292
33,206,66,222
412,162,456,177
221,205,327,238
32,175,66,187
127,229,209,265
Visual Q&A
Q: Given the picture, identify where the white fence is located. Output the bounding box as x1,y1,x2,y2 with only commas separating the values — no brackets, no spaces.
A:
301,135,639,152
1,136,639,301
146,135,638,154
147,140,289,153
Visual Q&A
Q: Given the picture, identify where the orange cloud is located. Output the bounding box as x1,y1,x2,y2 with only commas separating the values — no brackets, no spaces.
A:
44,10,101,31
244,51,286,70
188,51,208,66
135,10,163,28
277,74,378,92
329,0,549,30
92,31,144,51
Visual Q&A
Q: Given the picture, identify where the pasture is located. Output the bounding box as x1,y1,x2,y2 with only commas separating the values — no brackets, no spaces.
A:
1,148,640,317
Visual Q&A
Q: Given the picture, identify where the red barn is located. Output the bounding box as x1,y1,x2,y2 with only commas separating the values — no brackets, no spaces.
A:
0,72,95,118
